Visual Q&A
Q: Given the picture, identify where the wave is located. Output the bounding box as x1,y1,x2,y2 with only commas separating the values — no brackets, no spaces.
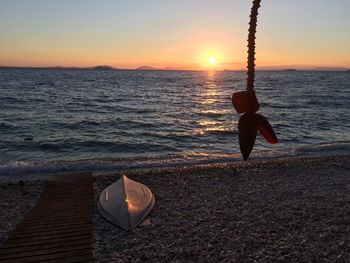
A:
0,96,23,103
192,128,236,137
0,123,16,130
204,128,235,136
196,110,228,118
45,119,161,130
37,82,55,86
33,140,179,153
1,142,349,177
294,141,350,155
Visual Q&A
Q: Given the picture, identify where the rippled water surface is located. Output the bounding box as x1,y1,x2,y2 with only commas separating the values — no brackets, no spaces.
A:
1,69,349,163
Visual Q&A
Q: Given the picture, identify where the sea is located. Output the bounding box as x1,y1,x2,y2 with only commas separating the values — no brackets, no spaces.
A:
1,69,349,176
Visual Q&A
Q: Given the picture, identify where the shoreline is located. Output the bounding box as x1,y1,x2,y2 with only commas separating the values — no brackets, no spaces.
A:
1,155,349,261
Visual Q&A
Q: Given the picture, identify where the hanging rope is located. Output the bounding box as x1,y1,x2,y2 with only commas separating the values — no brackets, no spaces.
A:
247,0,261,92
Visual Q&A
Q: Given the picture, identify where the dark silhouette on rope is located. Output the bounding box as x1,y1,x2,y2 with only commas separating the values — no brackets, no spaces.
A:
247,0,260,93
232,0,278,160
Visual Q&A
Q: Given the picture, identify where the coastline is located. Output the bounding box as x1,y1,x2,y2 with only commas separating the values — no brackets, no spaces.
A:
1,155,349,261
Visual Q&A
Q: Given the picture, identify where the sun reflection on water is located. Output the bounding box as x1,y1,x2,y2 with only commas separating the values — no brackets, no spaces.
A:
198,120,221,126
201,98,217,105
194,72,233,136
199,109,230,116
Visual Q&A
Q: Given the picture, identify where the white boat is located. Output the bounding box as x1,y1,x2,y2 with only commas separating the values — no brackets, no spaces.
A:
98,175,155,230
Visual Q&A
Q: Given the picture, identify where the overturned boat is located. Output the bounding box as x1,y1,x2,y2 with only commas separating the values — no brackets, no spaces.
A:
98,175,155,230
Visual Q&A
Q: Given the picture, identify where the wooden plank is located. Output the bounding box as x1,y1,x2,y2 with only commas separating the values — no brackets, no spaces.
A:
1,234,91,249
20,216,91,226
0,243,92,259
15,221,92,232
22,211,92,220
34,254,94,263
0,249,92,263
0,239,91,255
0,172,94,262
8,226,91,239
19,217,91,227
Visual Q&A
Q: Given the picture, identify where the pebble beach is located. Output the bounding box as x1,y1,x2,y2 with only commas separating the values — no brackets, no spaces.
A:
1,155,349,262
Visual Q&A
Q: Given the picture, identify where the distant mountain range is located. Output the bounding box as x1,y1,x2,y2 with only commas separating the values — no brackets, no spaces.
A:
0,65,349,72
136,65,158,70
0,65,121,71
136,65,181,71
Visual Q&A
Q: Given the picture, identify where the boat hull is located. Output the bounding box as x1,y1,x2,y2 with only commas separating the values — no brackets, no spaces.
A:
98,175,155,230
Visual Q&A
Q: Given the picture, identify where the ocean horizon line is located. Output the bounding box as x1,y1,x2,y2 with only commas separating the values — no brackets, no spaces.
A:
0,65,349,72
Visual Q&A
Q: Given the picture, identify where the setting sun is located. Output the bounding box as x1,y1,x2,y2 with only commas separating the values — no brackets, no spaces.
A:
209,56,216,65
200,51,222,69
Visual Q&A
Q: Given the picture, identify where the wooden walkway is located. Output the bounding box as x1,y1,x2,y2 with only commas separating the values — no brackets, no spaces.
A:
0,172,94,262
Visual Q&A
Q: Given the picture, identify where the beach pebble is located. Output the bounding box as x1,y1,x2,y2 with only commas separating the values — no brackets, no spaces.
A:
93,155,350,262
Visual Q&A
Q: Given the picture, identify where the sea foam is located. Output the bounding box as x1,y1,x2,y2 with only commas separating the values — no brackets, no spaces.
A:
1,142,349,177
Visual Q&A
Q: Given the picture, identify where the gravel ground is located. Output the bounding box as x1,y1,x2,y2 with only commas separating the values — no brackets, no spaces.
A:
93,155,350,262
0,179,45,245
0,155,348,262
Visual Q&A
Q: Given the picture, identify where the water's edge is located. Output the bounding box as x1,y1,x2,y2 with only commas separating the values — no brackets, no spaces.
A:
1,141,349,177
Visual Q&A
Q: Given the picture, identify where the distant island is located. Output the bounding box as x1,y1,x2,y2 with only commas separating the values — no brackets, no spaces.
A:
136,65,160,71
135,65,180,71
93,65,116,70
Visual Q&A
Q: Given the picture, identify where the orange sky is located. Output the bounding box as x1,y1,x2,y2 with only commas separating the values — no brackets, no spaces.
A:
0,1,349,70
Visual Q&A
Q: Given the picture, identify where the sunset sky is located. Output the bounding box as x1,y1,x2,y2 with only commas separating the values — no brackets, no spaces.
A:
0,0,349,70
